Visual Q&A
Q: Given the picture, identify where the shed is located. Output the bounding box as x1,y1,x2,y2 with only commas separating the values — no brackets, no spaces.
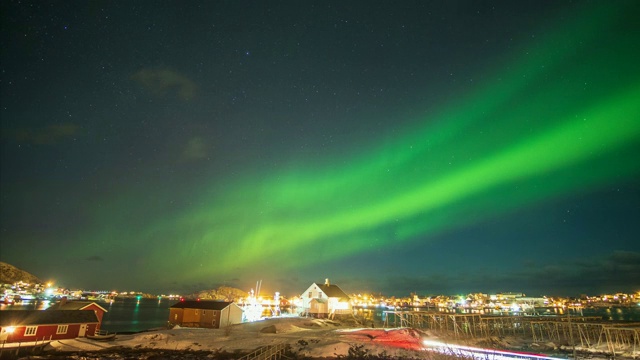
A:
169,300,243,329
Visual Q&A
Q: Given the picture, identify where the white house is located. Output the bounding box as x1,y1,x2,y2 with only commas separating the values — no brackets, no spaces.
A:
300,279,351,318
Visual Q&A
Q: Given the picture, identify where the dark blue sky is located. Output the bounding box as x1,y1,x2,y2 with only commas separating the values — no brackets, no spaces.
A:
1,1,639,297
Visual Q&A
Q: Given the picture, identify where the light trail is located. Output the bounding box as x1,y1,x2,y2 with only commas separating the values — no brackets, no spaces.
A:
423,340,567,360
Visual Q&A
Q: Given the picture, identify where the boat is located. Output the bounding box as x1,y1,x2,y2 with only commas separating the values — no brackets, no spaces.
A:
86,330,116,341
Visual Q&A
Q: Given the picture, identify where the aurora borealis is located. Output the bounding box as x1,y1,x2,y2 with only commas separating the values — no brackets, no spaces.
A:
1,1,639,296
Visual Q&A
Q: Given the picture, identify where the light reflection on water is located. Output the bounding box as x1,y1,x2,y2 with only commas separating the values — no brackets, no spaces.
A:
3,300,639,333
0,298,172,333
0,299,52,310
358,305,640,324
100,298,169,333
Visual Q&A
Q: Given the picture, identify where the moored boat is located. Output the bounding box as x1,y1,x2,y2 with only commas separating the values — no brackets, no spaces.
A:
86,330,116,341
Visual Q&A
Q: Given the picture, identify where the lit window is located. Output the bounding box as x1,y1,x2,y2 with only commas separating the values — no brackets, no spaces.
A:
56,325,68,334
25,326,37,336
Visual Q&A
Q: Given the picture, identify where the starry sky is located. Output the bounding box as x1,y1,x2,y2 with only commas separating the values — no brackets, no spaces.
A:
1,1,639,298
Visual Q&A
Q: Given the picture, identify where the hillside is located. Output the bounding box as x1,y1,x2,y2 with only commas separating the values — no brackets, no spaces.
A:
190,285,248,301
0,261,43,285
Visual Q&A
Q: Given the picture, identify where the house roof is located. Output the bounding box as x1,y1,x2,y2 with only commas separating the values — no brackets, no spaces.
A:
0,310,99,327
47,300,108,313
170,300,233,310
314,283,350,300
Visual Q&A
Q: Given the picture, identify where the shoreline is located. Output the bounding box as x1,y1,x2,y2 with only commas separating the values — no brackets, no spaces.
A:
15,329,637,360
4,338,632,360
3,316,638,360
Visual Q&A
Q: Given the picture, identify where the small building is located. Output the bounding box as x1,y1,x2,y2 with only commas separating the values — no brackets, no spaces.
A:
0,310,99,343
301,279,351,318
169,300,243,329
46,299,108,330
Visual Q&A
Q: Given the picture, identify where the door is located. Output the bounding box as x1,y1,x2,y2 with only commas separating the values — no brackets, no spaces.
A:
79,324,86,337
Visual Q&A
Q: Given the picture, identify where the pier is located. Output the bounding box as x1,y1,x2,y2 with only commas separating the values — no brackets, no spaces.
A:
383,311,640,356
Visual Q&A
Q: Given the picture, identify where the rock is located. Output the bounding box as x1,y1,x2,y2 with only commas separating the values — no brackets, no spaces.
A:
260,325,277,333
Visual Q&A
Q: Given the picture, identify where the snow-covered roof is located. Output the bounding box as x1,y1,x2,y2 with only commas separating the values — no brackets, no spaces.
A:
47,300,108,313
314,283,350,300
0,310,99,326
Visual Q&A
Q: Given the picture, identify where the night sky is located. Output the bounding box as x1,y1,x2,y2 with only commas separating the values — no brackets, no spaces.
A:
1,1,639,297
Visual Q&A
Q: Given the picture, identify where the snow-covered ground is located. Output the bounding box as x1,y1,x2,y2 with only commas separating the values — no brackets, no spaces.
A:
44,317,427,358
40,317,639,359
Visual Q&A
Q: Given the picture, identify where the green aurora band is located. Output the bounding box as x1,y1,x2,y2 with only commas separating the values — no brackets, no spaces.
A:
99,2,640,285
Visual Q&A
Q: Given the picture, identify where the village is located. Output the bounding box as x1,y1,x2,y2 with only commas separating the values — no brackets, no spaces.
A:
1,277,640,359
3,278,639,313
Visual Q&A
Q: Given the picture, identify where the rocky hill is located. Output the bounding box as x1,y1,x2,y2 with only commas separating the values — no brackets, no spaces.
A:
0,261,43,285
190,286,248,301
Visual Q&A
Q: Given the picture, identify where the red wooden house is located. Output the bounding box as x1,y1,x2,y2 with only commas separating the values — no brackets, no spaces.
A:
46,300,108,329
0,310,99,343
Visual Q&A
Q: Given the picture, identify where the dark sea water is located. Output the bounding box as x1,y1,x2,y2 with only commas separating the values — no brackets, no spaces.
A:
100,298,174,333
0,298,175,333
104,302,640,332
540,305,640,321
359,305,640,327
2,299,639,333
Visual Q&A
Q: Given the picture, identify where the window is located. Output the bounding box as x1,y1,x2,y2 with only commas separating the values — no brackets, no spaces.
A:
25,326,37,336
203,310,206,315
308,292,312,298
195,310,199,315
56,325,68,334
319,293,322,298
174,314,178,321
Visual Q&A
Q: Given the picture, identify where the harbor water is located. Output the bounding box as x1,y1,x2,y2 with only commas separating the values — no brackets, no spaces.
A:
2,299,639,333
